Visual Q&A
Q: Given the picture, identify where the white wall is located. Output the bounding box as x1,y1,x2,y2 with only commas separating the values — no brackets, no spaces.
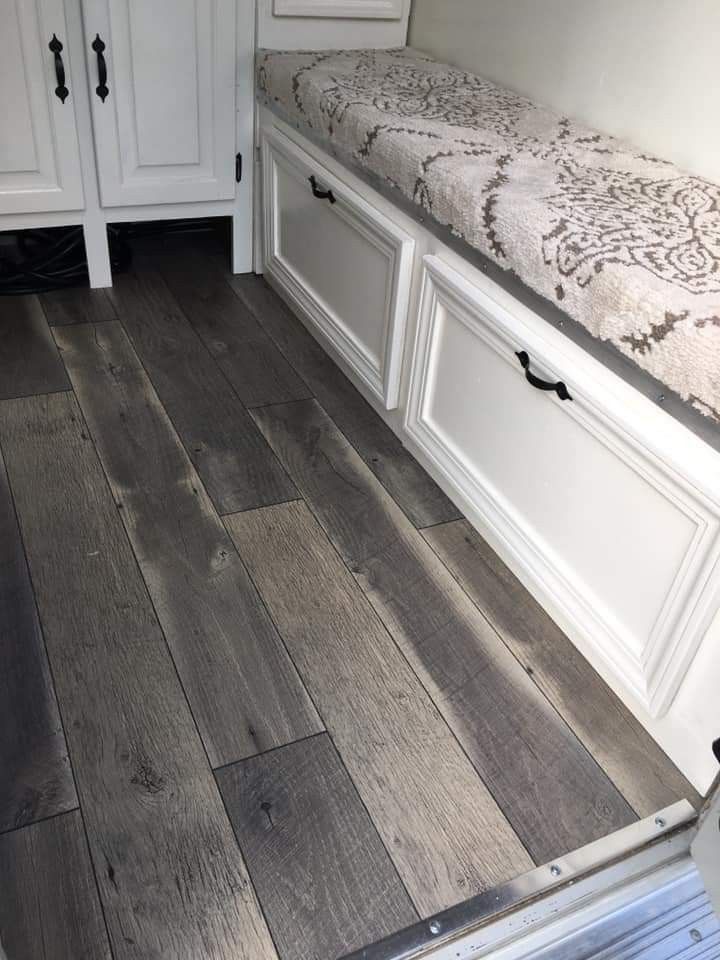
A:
408,0,720,184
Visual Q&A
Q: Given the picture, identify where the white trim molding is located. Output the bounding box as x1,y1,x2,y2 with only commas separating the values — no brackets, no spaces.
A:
273,0,403,19
405,255,720,719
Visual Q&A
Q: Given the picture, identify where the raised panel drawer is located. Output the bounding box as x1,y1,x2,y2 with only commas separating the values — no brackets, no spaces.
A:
262,124,414,409
406,255,720,717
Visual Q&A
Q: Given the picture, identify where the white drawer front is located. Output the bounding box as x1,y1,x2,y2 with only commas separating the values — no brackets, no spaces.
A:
407,255,720,717
262,125,414,409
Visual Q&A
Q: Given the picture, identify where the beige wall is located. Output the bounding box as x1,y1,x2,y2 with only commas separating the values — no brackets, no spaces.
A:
408,0,720,183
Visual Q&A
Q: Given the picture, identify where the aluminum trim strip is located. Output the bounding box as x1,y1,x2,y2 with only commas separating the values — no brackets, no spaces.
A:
343,801,697,960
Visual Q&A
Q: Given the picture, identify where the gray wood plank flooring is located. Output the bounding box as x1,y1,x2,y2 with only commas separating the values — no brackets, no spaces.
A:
0,296,69,400
227,272,462,528
225,500,534,916
40,286,117,326
0,449,76,833
422,519,703,814
217,734,418,960
107,268,298,514
0,391,278,960
249,399,638,864
0,231,698,957
55,321,323,768
0,810,111,960
157,253,313,409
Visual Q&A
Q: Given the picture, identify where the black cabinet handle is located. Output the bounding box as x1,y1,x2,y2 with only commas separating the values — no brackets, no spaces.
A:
48,34,69,103
516,351,572,401
91,34,109,102
309,175,336,204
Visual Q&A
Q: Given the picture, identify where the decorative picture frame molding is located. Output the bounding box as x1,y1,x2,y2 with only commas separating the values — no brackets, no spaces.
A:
273,0,403,19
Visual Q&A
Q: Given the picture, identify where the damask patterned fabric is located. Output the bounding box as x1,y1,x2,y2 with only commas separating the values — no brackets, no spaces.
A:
258,48,720,422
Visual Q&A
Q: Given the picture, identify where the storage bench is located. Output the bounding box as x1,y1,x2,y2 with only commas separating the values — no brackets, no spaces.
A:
257,54,720,793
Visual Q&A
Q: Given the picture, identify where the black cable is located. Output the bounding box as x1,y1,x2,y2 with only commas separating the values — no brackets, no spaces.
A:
0,225,132,296
0,217,224,296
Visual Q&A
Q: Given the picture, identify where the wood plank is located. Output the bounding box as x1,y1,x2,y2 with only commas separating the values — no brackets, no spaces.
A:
40,286,117,326
0,449,77,833
55,321,322,768
217,734,417,960
227,272,461,528
422,519,702,814
0,810,111,960
249,400,638,866
157,253,313,408
108,269,298,514
0,296,69,400
0,391,278,960
225,500,533,917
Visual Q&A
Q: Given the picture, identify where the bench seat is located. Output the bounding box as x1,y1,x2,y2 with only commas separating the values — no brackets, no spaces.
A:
258,46,720,424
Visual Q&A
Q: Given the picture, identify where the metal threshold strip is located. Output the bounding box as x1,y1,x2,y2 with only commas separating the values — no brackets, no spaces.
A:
343,800,698,960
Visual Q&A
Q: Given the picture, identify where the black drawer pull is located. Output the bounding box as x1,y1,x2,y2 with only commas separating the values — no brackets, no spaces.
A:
309,175,336,204
516,351,572,401
91,34,109,102
48,34,69,103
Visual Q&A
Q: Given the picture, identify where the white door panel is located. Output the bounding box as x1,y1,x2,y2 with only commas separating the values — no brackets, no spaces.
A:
0,0,84,214
82,0,236,207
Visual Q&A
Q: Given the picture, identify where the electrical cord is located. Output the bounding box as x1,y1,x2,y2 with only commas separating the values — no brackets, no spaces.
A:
0,218,225,296
0,225,131,295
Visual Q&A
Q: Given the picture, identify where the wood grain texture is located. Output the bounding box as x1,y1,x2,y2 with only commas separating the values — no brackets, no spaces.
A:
0,296,69,400
158,253,312,408
228,272,461,528
0,810,111,960
55,321,322,768
0,391,278,960
422,519,702,814
250,400,637,865
225,500,532,917
40,286,117,327
217,734,417,959
108,269,298,514
0,450,77,833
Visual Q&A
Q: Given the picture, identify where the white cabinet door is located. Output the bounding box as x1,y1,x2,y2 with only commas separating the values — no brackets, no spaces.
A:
0,0,84,214
82,0,236,207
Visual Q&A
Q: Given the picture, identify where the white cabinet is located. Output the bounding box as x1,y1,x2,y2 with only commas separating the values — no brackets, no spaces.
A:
0,0,253,284
273,0,403,17
81,0,237,207
0,0,84,214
